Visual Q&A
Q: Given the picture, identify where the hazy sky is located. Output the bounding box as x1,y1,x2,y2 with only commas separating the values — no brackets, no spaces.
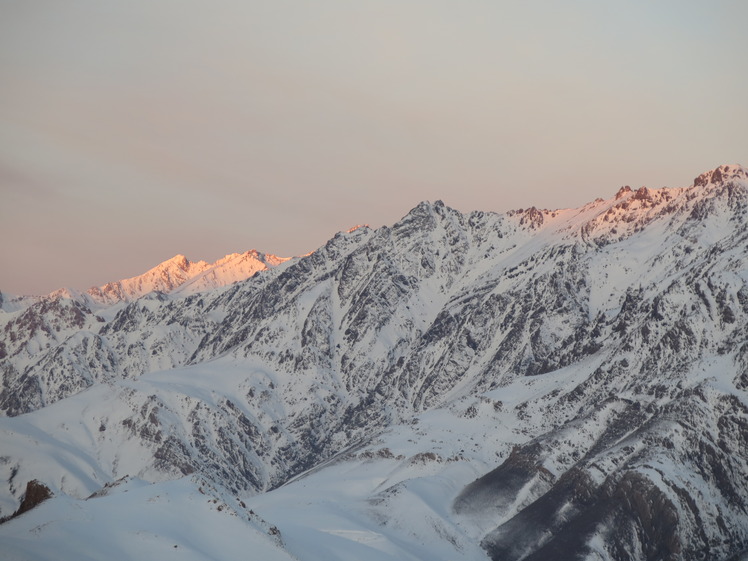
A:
1,0,747,295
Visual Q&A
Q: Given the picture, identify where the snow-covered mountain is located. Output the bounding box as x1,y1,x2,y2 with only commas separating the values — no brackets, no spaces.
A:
1,164,748,561
0,249,289,414
0,249,286,310
85,249,289,305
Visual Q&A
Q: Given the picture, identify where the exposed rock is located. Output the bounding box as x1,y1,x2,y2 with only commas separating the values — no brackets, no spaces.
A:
0,480,53,523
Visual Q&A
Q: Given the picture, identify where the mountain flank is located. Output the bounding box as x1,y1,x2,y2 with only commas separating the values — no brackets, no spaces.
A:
1,164,747,560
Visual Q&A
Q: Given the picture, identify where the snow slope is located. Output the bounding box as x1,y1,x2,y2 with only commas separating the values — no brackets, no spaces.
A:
0,477,295,561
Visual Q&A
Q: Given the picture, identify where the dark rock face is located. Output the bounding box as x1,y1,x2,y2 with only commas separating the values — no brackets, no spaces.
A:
0,480,53,523
15,480,53,517
500,470,680,561
477,464,682,561
456,388,748,561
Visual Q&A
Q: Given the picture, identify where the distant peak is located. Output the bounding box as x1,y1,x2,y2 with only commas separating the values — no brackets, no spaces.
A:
347,224,369,233
82,249,290,305
163,254,191,270
413,200,444,211
408,200,456,219
615,186,633,200
693,164,748,187
46,287,83,302
631,186,654,202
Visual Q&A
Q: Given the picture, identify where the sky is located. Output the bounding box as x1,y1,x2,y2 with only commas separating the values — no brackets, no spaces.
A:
1,0,747,295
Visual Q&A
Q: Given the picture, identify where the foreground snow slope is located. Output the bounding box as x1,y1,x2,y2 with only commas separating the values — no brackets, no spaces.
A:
2,164,748,560
0,358,587,561
0,477,295,561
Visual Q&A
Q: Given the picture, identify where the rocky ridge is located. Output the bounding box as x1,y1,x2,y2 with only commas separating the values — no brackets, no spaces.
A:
1,164,748,560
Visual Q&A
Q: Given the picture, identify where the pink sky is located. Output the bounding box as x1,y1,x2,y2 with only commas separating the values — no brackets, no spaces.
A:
1,0,747,295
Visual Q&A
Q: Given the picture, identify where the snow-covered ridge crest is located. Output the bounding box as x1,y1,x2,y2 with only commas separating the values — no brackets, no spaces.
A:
497,162,748,245
86,250,290,304
1,250,290,310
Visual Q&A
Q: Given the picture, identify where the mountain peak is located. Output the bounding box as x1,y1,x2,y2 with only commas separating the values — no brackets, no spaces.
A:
153,254,199,275
693,163,747,187
85,250,288,305
165,253,189,265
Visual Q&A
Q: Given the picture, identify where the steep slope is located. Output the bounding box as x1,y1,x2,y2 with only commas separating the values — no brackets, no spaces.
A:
1,164,748,560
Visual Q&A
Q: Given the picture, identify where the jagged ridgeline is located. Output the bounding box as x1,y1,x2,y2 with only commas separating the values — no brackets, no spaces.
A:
1,164,748,560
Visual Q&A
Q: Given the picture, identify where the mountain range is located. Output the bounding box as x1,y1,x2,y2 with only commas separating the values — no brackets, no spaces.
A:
1,164,747,561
